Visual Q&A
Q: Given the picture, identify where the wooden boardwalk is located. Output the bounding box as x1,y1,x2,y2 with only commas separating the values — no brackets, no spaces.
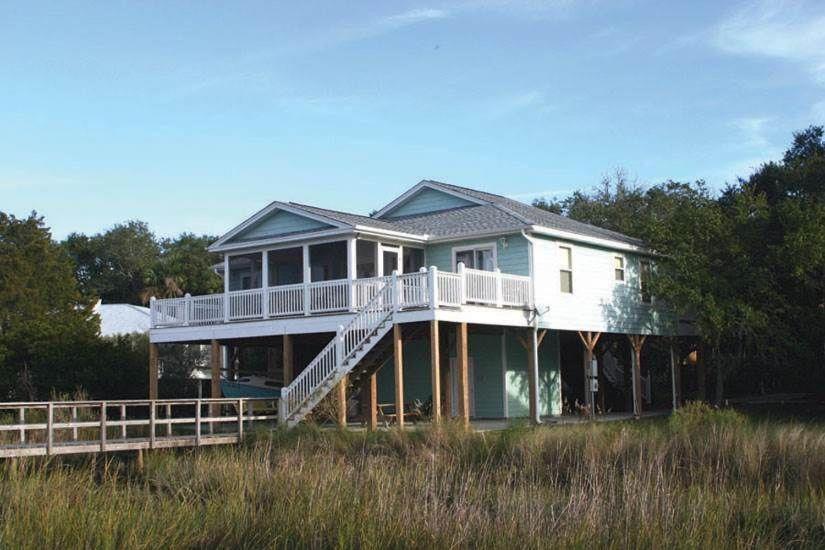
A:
0,398,278,458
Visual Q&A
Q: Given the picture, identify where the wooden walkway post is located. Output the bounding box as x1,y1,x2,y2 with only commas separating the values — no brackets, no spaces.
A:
430,320,441,424
456,322,470,429
366,373,378,431
393,324,405,429
148,343,159,400
210,340,221,431
577,331,602,417
627,334,647,419
336,375,347,428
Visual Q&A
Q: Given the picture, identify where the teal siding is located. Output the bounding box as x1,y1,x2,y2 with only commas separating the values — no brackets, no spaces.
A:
228,209,332,243
383,188,475,218
469,332,505,418
505,330,561,417
376,339,432,404
425,234,529,276
374,328,557,419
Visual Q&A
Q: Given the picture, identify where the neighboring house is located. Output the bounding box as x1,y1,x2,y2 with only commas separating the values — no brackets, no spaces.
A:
94,301,150,337
148,180,683,426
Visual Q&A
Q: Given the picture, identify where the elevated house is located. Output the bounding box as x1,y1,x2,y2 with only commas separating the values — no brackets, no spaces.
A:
148,180,684,427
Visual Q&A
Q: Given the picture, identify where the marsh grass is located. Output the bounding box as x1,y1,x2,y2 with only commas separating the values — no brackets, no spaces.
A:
0,404,823,549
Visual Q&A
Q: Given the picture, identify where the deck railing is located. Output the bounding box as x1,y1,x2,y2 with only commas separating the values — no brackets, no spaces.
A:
150,266,533,328
0,398,278,458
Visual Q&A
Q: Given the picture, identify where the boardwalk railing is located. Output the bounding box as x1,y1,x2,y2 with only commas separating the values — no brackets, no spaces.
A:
0,398,278,458
151,266,533,328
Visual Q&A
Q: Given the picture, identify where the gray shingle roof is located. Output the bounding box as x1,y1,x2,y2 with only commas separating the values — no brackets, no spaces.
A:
287,180,644,248
421,180,645,246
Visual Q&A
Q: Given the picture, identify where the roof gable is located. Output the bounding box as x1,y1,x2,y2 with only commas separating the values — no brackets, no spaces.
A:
376,181,486,219
226,208,335,244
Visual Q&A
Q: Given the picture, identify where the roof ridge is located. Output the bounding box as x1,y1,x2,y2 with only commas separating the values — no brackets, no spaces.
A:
288,202,373,220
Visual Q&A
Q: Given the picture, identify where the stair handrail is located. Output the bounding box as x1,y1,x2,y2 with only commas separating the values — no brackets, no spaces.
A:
279,279,396,422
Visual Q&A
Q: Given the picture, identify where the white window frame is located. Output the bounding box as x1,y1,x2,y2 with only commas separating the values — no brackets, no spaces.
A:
613,255,626,284
451,242,498,271
559,245,573,294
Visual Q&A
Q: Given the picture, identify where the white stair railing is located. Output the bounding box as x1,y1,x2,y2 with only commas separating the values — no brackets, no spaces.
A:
278,280,396,424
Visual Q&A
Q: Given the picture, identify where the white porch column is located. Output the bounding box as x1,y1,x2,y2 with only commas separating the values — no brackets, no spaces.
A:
302,244,311,315
347,237,357,310
261,250,269,318
223,254,230,322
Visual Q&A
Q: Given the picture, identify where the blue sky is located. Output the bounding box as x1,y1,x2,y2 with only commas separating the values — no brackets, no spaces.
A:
2,0,825,239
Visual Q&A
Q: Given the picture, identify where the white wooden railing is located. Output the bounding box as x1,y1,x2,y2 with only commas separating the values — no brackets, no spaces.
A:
150,266,533,328
0,398,278,458
279,279,396,424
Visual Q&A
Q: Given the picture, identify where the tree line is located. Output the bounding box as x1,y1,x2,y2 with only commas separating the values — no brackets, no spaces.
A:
533,127,825,400
0,126,822,401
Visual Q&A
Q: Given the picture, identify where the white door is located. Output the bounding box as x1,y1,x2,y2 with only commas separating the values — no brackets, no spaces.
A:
450,357,475,417
379,245,400,276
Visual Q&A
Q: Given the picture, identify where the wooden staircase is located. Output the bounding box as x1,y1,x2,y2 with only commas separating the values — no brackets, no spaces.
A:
279,279,398,427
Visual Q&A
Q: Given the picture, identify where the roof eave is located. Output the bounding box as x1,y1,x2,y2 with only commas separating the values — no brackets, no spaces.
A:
527,225,655,255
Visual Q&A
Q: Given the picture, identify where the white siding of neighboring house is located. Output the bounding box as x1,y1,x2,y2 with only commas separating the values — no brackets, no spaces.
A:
529,235,676,335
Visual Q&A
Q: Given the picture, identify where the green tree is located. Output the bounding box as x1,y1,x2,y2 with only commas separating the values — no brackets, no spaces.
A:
0,212,100,399
63,220,160,305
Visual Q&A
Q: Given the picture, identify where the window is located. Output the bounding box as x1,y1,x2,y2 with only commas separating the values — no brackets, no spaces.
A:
453,245,496,271
614,256,625,282
640,260,652,303
559,246,573,293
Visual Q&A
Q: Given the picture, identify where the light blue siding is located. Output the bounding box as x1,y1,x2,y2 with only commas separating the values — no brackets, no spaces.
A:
228,209,333,244
505,329,562,417
374,328,556,419
470,331,505,418
376,338,432,404
382,188,475,218
425,234,529,276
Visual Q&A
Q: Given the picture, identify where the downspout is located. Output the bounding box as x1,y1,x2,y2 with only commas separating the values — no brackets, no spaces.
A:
521,229,540,325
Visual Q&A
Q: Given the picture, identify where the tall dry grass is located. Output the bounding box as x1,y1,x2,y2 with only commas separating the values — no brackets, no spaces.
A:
0,404,823,549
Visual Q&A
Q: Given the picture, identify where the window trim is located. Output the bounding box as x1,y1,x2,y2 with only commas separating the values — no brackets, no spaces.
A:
559,245,573,294
451,242,498,271
614,255,626,284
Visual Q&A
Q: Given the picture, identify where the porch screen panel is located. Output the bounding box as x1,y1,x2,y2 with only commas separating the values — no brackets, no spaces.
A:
309,241,347,281
228,253,263,291
268,247,303,286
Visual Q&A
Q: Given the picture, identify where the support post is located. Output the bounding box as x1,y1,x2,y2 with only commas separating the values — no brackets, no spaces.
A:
628,334,646,419
696,344,706,402
149,401,156,448
528,327,541,424
283,334,294,385
347,237,357,310
393,324,405,428
430,320,441,424
210,340,221,430
366,372,378,431
46,403,53,456
670,342,681,410
336,375,347,428
457,322,470,428
148,342,159,400
303,245,311,315
577,331,602,418
100,402,107,453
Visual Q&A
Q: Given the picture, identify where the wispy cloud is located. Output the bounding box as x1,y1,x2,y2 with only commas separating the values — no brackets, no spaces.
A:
481,90,555,119
711,0,825,85
730,116,772,149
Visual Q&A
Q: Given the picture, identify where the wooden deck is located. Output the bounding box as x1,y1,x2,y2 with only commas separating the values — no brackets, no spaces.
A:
0,398,278,459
